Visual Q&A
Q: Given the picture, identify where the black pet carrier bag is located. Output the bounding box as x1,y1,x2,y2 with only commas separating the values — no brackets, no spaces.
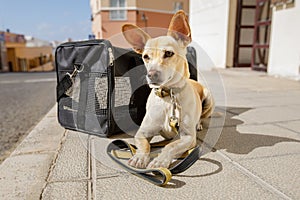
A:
56,39,197,137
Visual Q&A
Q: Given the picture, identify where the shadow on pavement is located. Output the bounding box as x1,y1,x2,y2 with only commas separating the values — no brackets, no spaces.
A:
199,106,300,155
168,106,300,188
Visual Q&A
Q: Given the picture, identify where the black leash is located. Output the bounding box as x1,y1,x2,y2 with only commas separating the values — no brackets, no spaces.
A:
106,139,202,186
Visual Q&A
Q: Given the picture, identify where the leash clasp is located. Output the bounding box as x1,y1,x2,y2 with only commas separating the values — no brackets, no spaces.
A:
169,89,179,133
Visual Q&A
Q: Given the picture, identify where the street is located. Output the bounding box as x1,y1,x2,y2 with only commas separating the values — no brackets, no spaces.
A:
0,72,56,163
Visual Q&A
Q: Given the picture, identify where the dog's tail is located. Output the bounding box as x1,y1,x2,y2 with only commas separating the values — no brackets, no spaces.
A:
201,87,215,118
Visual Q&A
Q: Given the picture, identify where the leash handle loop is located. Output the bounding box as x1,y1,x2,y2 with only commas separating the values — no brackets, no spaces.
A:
106,139,201,186
107,140,172,186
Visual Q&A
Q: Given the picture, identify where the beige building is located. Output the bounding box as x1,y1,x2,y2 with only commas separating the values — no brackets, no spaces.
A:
90,0,189,39
190,0,299,79
0,31,53,72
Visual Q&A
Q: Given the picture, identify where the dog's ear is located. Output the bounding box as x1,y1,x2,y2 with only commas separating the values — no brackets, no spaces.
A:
122,24,151,54
167,10,191,46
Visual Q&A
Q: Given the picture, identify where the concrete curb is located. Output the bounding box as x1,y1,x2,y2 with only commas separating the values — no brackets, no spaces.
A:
0,105,65,199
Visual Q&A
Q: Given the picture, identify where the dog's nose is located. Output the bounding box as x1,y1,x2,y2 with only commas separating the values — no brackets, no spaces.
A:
147,70,160,82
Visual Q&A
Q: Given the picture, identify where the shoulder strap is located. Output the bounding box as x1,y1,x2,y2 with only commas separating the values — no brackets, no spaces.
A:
56,75,73,101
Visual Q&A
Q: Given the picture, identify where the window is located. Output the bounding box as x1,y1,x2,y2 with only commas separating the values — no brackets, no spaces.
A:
110,0,127,20
174,2,183,12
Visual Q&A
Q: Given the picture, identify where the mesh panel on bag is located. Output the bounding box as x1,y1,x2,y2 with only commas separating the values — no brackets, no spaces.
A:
114,77,132,107
62,73,108,116
94,74,108,115
62,74,132,115
94,76,132,109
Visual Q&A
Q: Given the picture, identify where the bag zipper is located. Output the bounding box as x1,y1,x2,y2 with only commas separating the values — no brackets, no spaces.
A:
108,47,114,66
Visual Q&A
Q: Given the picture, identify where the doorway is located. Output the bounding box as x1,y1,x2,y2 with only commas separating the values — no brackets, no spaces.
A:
233,0,272,71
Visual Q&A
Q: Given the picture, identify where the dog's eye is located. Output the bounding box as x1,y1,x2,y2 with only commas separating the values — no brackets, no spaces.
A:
143,54,150,60
164,51,174,58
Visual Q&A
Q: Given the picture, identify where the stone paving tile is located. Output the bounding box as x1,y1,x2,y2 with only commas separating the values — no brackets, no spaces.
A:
95,152,281,200
247,91,300,108
0,153,54,200
201,124,300,160
45,105,58,117
49,131,89,181
224,91,300,108
92,136,134,176
239,154,300,199
234,105,300,125
202,109,243,129
42,181,88,200
13,116,65,155
219,69,300,92
237,123,300,140
276,120,300,134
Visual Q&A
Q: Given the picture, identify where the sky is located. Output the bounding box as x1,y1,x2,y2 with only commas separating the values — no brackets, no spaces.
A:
0,0,92,42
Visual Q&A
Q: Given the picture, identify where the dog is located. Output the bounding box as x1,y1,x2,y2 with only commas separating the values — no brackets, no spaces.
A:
122,10,214,169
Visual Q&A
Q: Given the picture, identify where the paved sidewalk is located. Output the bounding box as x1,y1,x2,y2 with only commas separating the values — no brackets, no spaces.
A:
1,69,300,199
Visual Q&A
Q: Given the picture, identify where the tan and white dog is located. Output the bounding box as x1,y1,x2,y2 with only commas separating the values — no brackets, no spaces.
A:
122,10,214,169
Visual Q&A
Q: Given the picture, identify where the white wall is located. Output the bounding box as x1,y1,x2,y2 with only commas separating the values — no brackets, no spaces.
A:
190,0,230,69
268,4,300,80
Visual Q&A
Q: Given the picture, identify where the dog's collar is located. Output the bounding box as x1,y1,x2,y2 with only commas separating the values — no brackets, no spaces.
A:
154,87,171,98
153,83,186,134
154,83,187,98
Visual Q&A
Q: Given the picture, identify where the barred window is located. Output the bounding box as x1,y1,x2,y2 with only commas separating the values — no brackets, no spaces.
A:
174,2,183,12
110,0,127,20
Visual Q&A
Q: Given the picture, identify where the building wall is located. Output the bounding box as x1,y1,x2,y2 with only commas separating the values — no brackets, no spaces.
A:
15,46,52,59
190,0,230,69
0,41,8,71
19,46,53,71
100,10,137,39
90,0,102,39
2,32,26,71
6,48,16,71
7,46,52,72
101,0,136,7
91,0,138,39
268,3,300,79
90,0,189,40
136,11,173,27
92,14,103,39
137,0,189,13
0,31,53,72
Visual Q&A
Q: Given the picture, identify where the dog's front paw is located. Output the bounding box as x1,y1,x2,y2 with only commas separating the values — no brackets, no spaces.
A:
196,122,203,131
147,156,171,169
128,153,150,169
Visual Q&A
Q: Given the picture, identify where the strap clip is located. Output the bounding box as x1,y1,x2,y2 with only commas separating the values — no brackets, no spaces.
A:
66,64,84,79
64,64,84,96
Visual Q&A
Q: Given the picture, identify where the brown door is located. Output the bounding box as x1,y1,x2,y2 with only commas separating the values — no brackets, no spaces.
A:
234,0,256,67
251,0,272,72
234,0,272,71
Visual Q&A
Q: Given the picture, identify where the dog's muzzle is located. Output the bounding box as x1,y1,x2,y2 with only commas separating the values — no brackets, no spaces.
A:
147,70,161,84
